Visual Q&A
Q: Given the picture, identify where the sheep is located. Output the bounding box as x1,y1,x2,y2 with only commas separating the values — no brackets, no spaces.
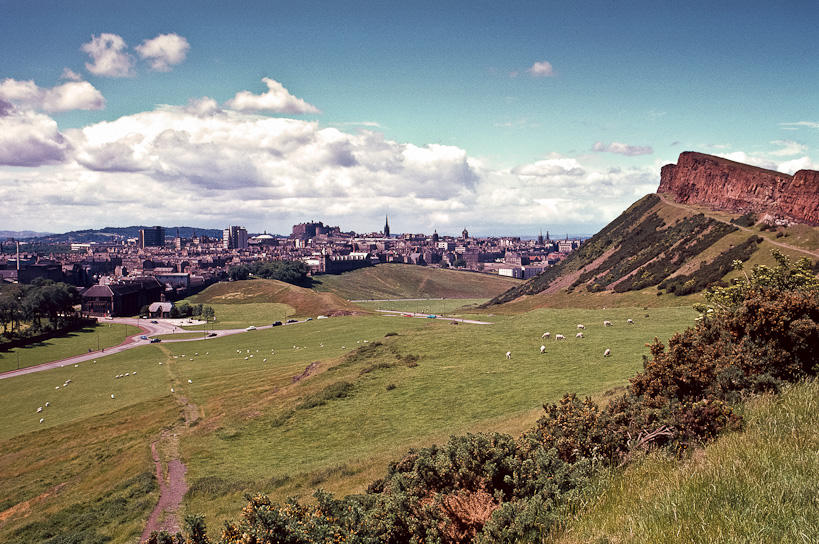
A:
171,388,174,393
263,358,267,362
188,379,192,384
506,351,512,359
540,345,546,354
37,406,43,413
627,319,634,325
603,320,613,327
577,324,585,330
576,332,584,339
40,418,44,423
45,402,49,407
555,334,566,340
542,332,551,339
603,349,611,357
111,394,115,399
244,357,248,360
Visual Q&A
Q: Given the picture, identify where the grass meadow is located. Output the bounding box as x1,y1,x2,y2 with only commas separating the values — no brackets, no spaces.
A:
0,322,132,373
0,303,696,542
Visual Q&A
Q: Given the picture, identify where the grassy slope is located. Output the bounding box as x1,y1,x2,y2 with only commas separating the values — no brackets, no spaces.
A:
0,302,695,541
550,379,819,543
312,263,522,300
0,322,132,373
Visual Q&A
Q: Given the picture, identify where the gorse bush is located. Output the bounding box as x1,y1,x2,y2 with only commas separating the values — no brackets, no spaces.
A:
147,250,819,544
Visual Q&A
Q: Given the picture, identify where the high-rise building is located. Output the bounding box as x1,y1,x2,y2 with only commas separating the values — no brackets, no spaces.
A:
139,226,165,248
223,226,248,249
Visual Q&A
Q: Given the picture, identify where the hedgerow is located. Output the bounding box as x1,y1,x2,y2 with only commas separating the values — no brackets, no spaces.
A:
147,250,819,544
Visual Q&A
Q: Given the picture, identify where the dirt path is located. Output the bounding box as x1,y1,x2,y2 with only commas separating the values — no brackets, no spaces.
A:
140,350,201,541
657,193,819,259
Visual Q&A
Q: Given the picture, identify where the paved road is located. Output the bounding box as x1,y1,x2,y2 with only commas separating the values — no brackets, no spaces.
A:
0,317,303,381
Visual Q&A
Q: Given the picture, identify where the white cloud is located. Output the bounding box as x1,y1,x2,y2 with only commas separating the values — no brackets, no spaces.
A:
0,78,105,113
60,68,84,81
780,121,819,131
778,156,814,175
225,78,320,114
592,141,653,156
0,100,662,234
81,33,135,77
526,60,556,78
769,139,807,157
0,110,71,166
717,152,778,171
135,33,190,72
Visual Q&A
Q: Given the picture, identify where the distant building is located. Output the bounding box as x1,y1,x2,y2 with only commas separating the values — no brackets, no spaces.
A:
384,215,390,238
223,226,248,249
139,226,165,248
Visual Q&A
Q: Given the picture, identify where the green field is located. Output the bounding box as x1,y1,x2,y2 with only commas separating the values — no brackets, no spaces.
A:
352,297,489,315
0,322,132,373
0,302,696,541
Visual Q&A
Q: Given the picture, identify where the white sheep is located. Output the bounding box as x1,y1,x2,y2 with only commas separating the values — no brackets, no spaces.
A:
40,418,44,423
45,402,49,407
603,349,611,357
188,379,192,384
576,332,584,339
506,351,512,359
540,345,546,354
111,394,115,399
542,332,550,339
555,334,566,340
37,406,43,413
627,319,634,325
577,324,585,330
604,320,613,327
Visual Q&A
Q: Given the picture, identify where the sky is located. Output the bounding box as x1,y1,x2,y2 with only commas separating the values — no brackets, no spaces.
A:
1,1,818,237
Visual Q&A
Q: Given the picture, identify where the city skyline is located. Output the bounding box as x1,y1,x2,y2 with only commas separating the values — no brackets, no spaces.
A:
2,1,817,236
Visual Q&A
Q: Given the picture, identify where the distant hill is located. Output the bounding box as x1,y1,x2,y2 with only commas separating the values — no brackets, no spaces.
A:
188,279,365,317
24,226,224,244
312,263,522,300
486,152,819,308
0,230,55,239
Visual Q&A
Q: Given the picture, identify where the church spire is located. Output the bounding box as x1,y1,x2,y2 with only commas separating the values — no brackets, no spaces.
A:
384,215,390,238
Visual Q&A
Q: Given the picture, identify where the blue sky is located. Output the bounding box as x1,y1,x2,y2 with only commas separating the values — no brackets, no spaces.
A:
1,0,817,236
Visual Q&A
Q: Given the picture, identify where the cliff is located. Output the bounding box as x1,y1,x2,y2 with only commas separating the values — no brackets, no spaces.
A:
659,152,819,225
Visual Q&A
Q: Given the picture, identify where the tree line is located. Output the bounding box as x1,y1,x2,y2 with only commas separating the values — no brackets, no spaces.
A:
0,279,81,341
227,259,310,286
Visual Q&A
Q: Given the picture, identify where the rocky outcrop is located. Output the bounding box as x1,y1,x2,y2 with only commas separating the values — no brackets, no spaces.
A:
659,152,819,225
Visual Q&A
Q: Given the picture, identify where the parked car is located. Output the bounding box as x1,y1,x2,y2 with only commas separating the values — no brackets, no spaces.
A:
150,320,158,324
272,321,282,327
286,319,297,323
305,317,312,321
316,315,328,319
245,325,257,331
150,338,161,343
139,335,148,340
208,332,217,337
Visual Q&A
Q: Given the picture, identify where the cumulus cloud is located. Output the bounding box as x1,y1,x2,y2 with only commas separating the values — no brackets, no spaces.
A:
0,78,105,112
0,110,71,166
778,156,814,175
592,141,653,156
780,121,819,131
60,68,84,81
717,152,778,171
81,33,135,77
225,78,320,114
527,60,556,78
1,99,663,234
135,33,190,72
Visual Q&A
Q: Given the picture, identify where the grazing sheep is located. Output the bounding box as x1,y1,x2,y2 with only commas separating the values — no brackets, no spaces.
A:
627,319,634,325
542,332,551,339
171,388,174,393
244,357,248,360
188,379,192,384
263,358,267,362
506,351,512,359
540,345,546,354
577,324,585,330
45,402,49,407
37,407,43,413
40,418,44,423
111,394,115,399
603,349,611,357
555,334,566,340
576,332,584,339
604,320,613,327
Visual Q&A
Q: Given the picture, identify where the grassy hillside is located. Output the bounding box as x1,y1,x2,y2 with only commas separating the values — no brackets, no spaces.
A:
187,279,366,318
486,194,819,309
312,263,522,300
0,303,695,542
550,379,819,543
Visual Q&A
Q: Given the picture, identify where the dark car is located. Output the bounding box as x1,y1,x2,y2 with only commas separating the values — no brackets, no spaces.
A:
272,321,282,327
286,319,297,323
150,338,161,343
150,320,158,324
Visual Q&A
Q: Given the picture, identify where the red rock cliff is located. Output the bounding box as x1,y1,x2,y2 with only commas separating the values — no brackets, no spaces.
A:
659,152,819,225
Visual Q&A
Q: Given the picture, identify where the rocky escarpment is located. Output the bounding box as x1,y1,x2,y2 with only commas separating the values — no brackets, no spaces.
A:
659,152,819,225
